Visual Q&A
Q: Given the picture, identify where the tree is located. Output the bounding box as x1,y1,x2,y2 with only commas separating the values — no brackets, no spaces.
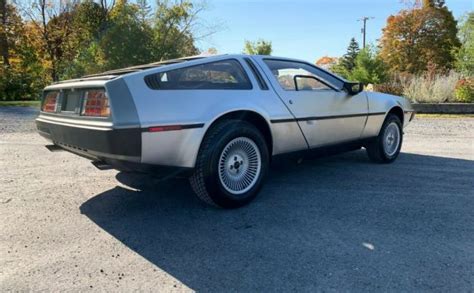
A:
63,0,109,78
136,0,151,24
204,47,218,55
380,0,460,74
330,38,360,79
348,46,388,85
18,0,81,81
151,0,201,61
315,56,338,70
1,0,10,67
0,3,44,100
456,12,474,76
243,39,272,55
340,38,360,72
98,0,153,70
2,0,215,100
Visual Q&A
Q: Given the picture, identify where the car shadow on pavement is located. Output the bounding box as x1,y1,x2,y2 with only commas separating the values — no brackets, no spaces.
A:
80,150,474,292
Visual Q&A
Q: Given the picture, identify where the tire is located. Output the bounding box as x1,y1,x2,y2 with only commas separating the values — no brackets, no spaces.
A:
366,114,403,164
190,120,269,208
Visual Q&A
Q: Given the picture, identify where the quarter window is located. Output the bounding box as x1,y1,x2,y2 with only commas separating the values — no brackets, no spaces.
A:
264,59,343,91
145,59,252,90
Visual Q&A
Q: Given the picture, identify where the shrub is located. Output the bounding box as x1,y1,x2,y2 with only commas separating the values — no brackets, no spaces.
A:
454,78,474,102
401,71,461,103
373,74,406,96
349,47,388,85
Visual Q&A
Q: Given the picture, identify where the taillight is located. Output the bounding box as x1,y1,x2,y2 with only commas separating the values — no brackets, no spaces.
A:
81,90,110,117
42,92,59,112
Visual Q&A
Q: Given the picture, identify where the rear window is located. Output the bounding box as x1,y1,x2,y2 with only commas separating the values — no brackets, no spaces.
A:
145,59,252,90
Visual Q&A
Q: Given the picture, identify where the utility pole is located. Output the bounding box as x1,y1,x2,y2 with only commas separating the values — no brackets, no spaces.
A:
358,17,374,49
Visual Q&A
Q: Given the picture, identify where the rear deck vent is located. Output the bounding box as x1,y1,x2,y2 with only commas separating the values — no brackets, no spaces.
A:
144,74,161,90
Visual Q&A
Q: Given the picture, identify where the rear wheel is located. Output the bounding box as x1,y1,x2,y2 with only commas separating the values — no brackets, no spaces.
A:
190,120,269,208
366,114,403,163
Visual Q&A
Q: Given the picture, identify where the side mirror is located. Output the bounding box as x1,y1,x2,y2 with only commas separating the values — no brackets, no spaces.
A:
343,82,364,95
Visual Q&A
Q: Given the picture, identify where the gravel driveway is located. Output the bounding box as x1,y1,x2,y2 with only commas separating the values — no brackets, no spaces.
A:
1,107,473,291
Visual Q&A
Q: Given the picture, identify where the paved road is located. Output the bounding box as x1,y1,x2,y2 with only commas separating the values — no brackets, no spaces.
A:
1,107,473,291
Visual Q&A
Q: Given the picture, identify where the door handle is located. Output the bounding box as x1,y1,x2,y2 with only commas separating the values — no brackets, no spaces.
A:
288,99,293,104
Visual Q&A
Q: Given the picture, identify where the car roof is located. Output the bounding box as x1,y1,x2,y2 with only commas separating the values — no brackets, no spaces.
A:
54,54,341,84
82,54,316,77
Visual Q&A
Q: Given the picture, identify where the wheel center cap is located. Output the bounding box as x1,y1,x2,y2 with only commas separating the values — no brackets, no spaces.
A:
234,161,241,169
228,154,245,175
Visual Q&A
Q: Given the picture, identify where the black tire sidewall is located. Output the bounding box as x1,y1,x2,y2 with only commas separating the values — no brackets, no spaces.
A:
201,121,269,208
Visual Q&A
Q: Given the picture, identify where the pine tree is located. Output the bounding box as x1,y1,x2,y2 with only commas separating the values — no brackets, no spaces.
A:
340,38,360,72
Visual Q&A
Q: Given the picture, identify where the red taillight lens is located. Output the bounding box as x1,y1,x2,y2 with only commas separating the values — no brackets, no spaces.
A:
81,90,110,117
42,92,59,112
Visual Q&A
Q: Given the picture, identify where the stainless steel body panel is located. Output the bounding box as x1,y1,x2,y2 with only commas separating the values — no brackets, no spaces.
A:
44,80,109,91
141,128,206,167
121,55,308,166
252,56,370,147
270,88,368,147
270,122,309,154
36,54,414,170
361,92,415,137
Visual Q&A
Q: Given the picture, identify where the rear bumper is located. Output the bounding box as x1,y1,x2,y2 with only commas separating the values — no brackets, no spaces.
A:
36,119,141,162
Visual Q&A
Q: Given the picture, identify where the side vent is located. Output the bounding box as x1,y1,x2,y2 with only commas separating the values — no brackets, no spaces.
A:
144,74,161,90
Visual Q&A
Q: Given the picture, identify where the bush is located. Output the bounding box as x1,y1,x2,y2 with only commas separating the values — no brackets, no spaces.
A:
349,47,388,85
454,78,474,102
0,65,45,101
401,71,461,103
373,75,406,96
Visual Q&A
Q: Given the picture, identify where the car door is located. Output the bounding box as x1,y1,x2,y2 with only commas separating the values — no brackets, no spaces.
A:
257,58,368,148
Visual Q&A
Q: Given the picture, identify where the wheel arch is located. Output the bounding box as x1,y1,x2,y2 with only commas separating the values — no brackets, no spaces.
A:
201,110,273,156
387,106,404,125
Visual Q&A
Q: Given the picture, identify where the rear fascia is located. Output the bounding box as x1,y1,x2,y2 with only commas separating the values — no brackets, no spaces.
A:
36,78,143,163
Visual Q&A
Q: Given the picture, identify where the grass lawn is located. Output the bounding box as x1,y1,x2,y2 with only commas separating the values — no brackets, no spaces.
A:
0,100,40,107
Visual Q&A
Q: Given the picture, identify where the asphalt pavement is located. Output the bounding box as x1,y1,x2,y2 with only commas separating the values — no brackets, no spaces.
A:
1,107,473,291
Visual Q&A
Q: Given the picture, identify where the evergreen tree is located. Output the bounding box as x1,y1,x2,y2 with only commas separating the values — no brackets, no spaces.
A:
349,46,388,85
340,38,360,72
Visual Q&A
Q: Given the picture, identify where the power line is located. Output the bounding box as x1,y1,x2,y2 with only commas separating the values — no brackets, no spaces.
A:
357,17,374,49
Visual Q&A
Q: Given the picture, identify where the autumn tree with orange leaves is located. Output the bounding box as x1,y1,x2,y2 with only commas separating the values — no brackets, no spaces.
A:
380,0,460,75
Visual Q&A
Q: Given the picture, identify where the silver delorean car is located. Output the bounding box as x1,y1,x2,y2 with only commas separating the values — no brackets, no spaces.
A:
36,54,415,208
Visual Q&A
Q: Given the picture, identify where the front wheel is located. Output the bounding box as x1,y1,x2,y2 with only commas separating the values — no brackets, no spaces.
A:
366,114,403,163
190,120,269,208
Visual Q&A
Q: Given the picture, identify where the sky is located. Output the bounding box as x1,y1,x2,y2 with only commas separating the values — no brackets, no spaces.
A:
196,0,473,63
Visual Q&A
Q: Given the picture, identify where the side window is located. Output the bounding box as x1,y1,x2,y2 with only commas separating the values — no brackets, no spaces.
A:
145,59,252,90
263,59,343,91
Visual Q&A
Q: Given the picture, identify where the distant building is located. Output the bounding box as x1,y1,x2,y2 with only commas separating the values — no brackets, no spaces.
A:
315,56,338,70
